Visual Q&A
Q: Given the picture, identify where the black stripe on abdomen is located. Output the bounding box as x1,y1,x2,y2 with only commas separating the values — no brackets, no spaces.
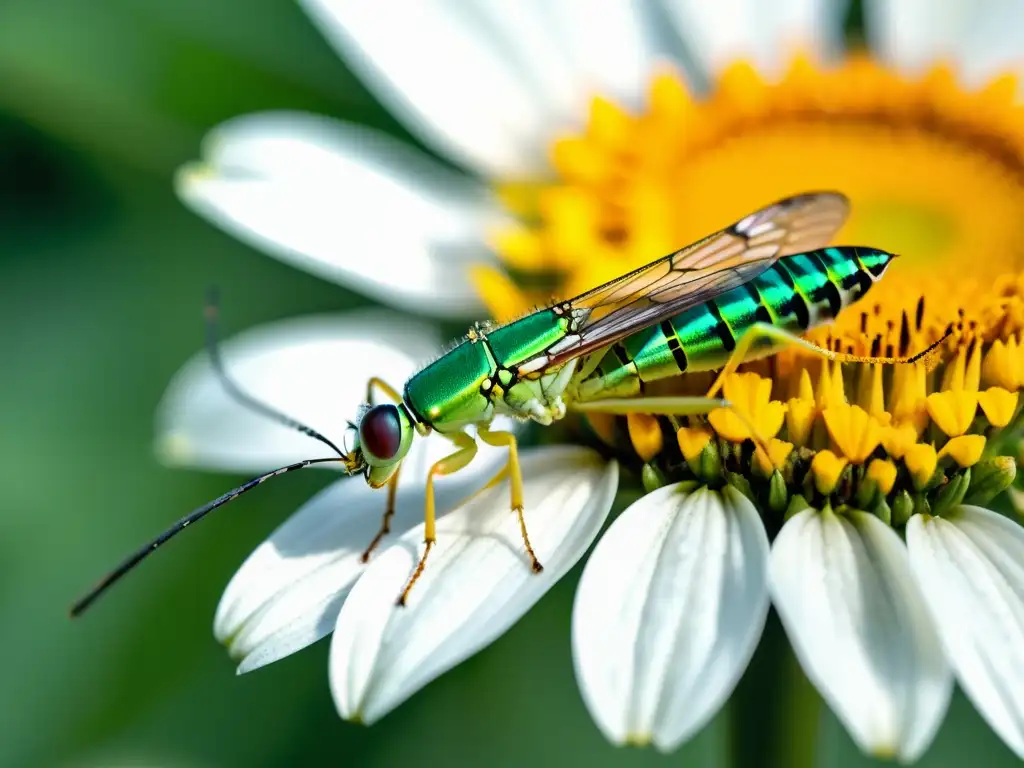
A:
807,252,843,318
744,282,774,325
772,264,811,330
705,301,737,352
660,320,689,371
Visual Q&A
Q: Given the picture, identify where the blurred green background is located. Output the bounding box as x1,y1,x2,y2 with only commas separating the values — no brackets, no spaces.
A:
3,1,1019,766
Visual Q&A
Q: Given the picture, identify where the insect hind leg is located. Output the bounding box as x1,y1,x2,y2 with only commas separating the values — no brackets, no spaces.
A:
704,321,952,399
704,322,838,399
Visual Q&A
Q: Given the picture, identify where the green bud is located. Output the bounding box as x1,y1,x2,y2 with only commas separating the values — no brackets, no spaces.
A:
913,493,932,518
872,498,892,526
642,463,666,494
726,471,756,505
964,455,1016,506
892,489,914,526
686,439,723,484
931,469,971,516
854,475,878,510
768,470,789,513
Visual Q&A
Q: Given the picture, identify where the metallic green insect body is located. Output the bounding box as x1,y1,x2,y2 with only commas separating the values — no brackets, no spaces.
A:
69,191,899,616
571,246,894,401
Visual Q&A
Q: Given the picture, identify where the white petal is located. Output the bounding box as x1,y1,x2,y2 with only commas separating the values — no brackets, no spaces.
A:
571,484,769,751
864,0,1024,87
907,507,1024,758
659,0,845,78
300,0,558,177
155,311,442,472
477,1,658,115
329,447,618,723
770,508,952,762
177,112,505,317
214,442,508,672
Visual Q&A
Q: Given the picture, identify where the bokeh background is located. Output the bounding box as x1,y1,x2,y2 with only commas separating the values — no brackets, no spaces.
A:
2,1,1020,766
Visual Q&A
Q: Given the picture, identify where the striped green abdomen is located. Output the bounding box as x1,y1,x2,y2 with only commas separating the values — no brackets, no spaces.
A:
580,247,891,397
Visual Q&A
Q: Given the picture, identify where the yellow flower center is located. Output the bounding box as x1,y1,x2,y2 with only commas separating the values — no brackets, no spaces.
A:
473,53,1024,513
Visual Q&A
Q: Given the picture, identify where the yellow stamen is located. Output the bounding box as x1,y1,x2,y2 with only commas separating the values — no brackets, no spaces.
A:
823,403,884,464
881,424,919,459
938,435,986,468
811,450,847,495
708,373,785,443
677,425,713,461
925,389,979,437
755,438,794,476
905,444,938,490
626,413,663,462
866,459,898,496
977,387,1019,428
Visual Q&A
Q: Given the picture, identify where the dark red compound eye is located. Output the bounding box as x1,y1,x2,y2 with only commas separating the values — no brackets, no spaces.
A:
359,404,402,461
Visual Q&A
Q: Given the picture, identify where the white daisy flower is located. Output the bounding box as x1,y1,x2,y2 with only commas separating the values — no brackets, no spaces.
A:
159,0,1024,760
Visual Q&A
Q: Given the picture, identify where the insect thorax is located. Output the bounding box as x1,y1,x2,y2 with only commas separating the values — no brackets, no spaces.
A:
403,306,582,432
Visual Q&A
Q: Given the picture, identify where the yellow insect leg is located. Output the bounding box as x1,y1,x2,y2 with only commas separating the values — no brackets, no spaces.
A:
477,426,543,574
367,376,403,405
358,376,406,562
397,431,478,606
705,322,837,399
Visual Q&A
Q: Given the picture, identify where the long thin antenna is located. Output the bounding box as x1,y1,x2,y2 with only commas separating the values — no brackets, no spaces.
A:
205,287,347,459
69,456,343,618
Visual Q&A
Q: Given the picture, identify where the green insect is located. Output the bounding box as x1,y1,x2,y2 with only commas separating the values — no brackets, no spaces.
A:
70,191,902,616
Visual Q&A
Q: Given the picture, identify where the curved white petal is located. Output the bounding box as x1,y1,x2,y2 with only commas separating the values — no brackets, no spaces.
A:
177,112,504,316
214,441,508,672
572,484,769,751
906,507,1024,759
770,509,952,762
329,447,618,723
659,0,845,79
155,311,444,472
864,0,1024,87
300,0,560,177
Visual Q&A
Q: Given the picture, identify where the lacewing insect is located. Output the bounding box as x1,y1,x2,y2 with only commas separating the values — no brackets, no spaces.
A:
72,191,918,616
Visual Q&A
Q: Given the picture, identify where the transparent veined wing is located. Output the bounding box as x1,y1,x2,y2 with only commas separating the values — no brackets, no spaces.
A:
538,191,849,369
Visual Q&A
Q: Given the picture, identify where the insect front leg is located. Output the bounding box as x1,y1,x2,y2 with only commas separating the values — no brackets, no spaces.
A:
476,425,543,574
366,376,403,405
397,431,478,606
359,376,406,562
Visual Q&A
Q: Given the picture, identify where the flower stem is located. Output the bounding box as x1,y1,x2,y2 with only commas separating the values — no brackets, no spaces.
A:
728,610,820,768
